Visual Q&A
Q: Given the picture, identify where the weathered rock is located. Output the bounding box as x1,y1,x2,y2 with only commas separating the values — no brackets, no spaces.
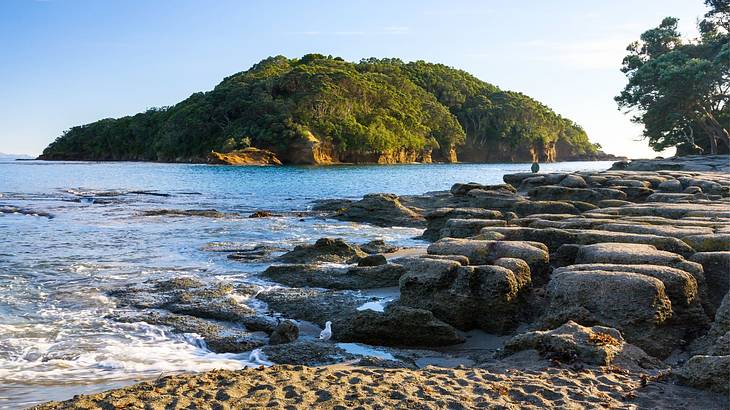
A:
513,200,580,216
597,199,632,208
261,263,406,290
208,148,282,165
503,321,624,365
675,355,730,394
112,311,266,354
439,218,507,239
261,340,356,366
467,189,525,209
357,254,387,267
690,252,730,310
529,186,626,203
360,239,399,254
422,208,503,241
142,208,236,218
559,175,588,188
398,257,531,333
427,238,549,281
277,238,367,264
418,254,470,266
544,269,675,357
109,278,275,332
257,288,367,327
574,243,704,278
682,234,730,252
480,226,695,256
334,193,425,227
450,182,515,196
269,320,300,345
332,305,465,347
658,179,683,192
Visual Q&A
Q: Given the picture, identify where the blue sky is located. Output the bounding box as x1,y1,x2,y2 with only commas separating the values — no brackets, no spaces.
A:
0,0,709,157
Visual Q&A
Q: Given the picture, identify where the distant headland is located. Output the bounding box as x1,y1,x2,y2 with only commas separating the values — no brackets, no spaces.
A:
38,55,618,165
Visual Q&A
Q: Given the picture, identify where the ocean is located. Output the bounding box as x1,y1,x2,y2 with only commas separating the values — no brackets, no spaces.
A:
0,160,613,408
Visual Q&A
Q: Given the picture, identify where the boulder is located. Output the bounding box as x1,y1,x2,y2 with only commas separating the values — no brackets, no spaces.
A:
682,234,730,252
658,179,683,192
427,238,549,281
675,355,730,394
503,321,624,365
207,148,282,165
257,288,367,327
451,182,515,196
360,239,399,254
573,243,704,278
261,263,406,290
690,252,730,310
554,264,711,341
261,340,356,366
398,257,531,333
334,193,425,227
332,304,465,346
357,254,387,267
422,208,503,241
559,175,588,188
269,320,300,345
544,269,676,357
277,238,367,264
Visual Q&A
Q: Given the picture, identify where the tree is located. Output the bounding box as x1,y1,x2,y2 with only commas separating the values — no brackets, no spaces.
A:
616,2,730,155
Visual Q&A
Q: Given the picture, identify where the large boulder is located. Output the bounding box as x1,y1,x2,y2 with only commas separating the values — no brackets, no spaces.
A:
559,175,588,188
332,304,465,347
398,257,531,333
690,252,730,310
334,193,425,227
276,238,367,264
674,355,730,394
427,238,549,282
554,264,711,342
269,320,300,345
261,263,407,290
502,321,650,366
682,234,730,252
544,269,676,357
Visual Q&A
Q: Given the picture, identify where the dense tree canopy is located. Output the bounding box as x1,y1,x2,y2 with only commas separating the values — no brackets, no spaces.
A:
42,55,599,163
616,1,730,154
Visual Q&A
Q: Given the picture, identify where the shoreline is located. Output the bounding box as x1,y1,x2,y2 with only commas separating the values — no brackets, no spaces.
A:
24,155,730,409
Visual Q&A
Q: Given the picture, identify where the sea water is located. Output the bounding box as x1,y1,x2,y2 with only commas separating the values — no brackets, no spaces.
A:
0,159,612,408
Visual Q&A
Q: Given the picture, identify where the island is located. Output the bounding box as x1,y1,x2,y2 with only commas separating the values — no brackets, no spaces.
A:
38,55,616,165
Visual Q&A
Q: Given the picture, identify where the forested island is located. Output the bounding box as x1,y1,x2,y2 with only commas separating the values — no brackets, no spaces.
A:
39,56,614,165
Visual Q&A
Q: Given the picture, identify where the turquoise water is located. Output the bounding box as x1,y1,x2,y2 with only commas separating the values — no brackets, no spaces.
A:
0,160,613,408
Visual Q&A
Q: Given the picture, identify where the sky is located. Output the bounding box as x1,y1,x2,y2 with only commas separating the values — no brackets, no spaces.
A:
0,0,710,157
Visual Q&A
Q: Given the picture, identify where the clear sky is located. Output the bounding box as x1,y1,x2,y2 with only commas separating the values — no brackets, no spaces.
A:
0,0,709,157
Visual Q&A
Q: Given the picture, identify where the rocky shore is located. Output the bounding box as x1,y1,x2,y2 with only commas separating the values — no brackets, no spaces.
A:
35,155,730,409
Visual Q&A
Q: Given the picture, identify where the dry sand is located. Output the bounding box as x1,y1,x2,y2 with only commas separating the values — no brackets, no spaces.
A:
31,363,726,410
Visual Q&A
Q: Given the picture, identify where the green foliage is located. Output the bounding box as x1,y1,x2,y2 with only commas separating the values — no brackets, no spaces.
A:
616,3,730,154
42,54,597,162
